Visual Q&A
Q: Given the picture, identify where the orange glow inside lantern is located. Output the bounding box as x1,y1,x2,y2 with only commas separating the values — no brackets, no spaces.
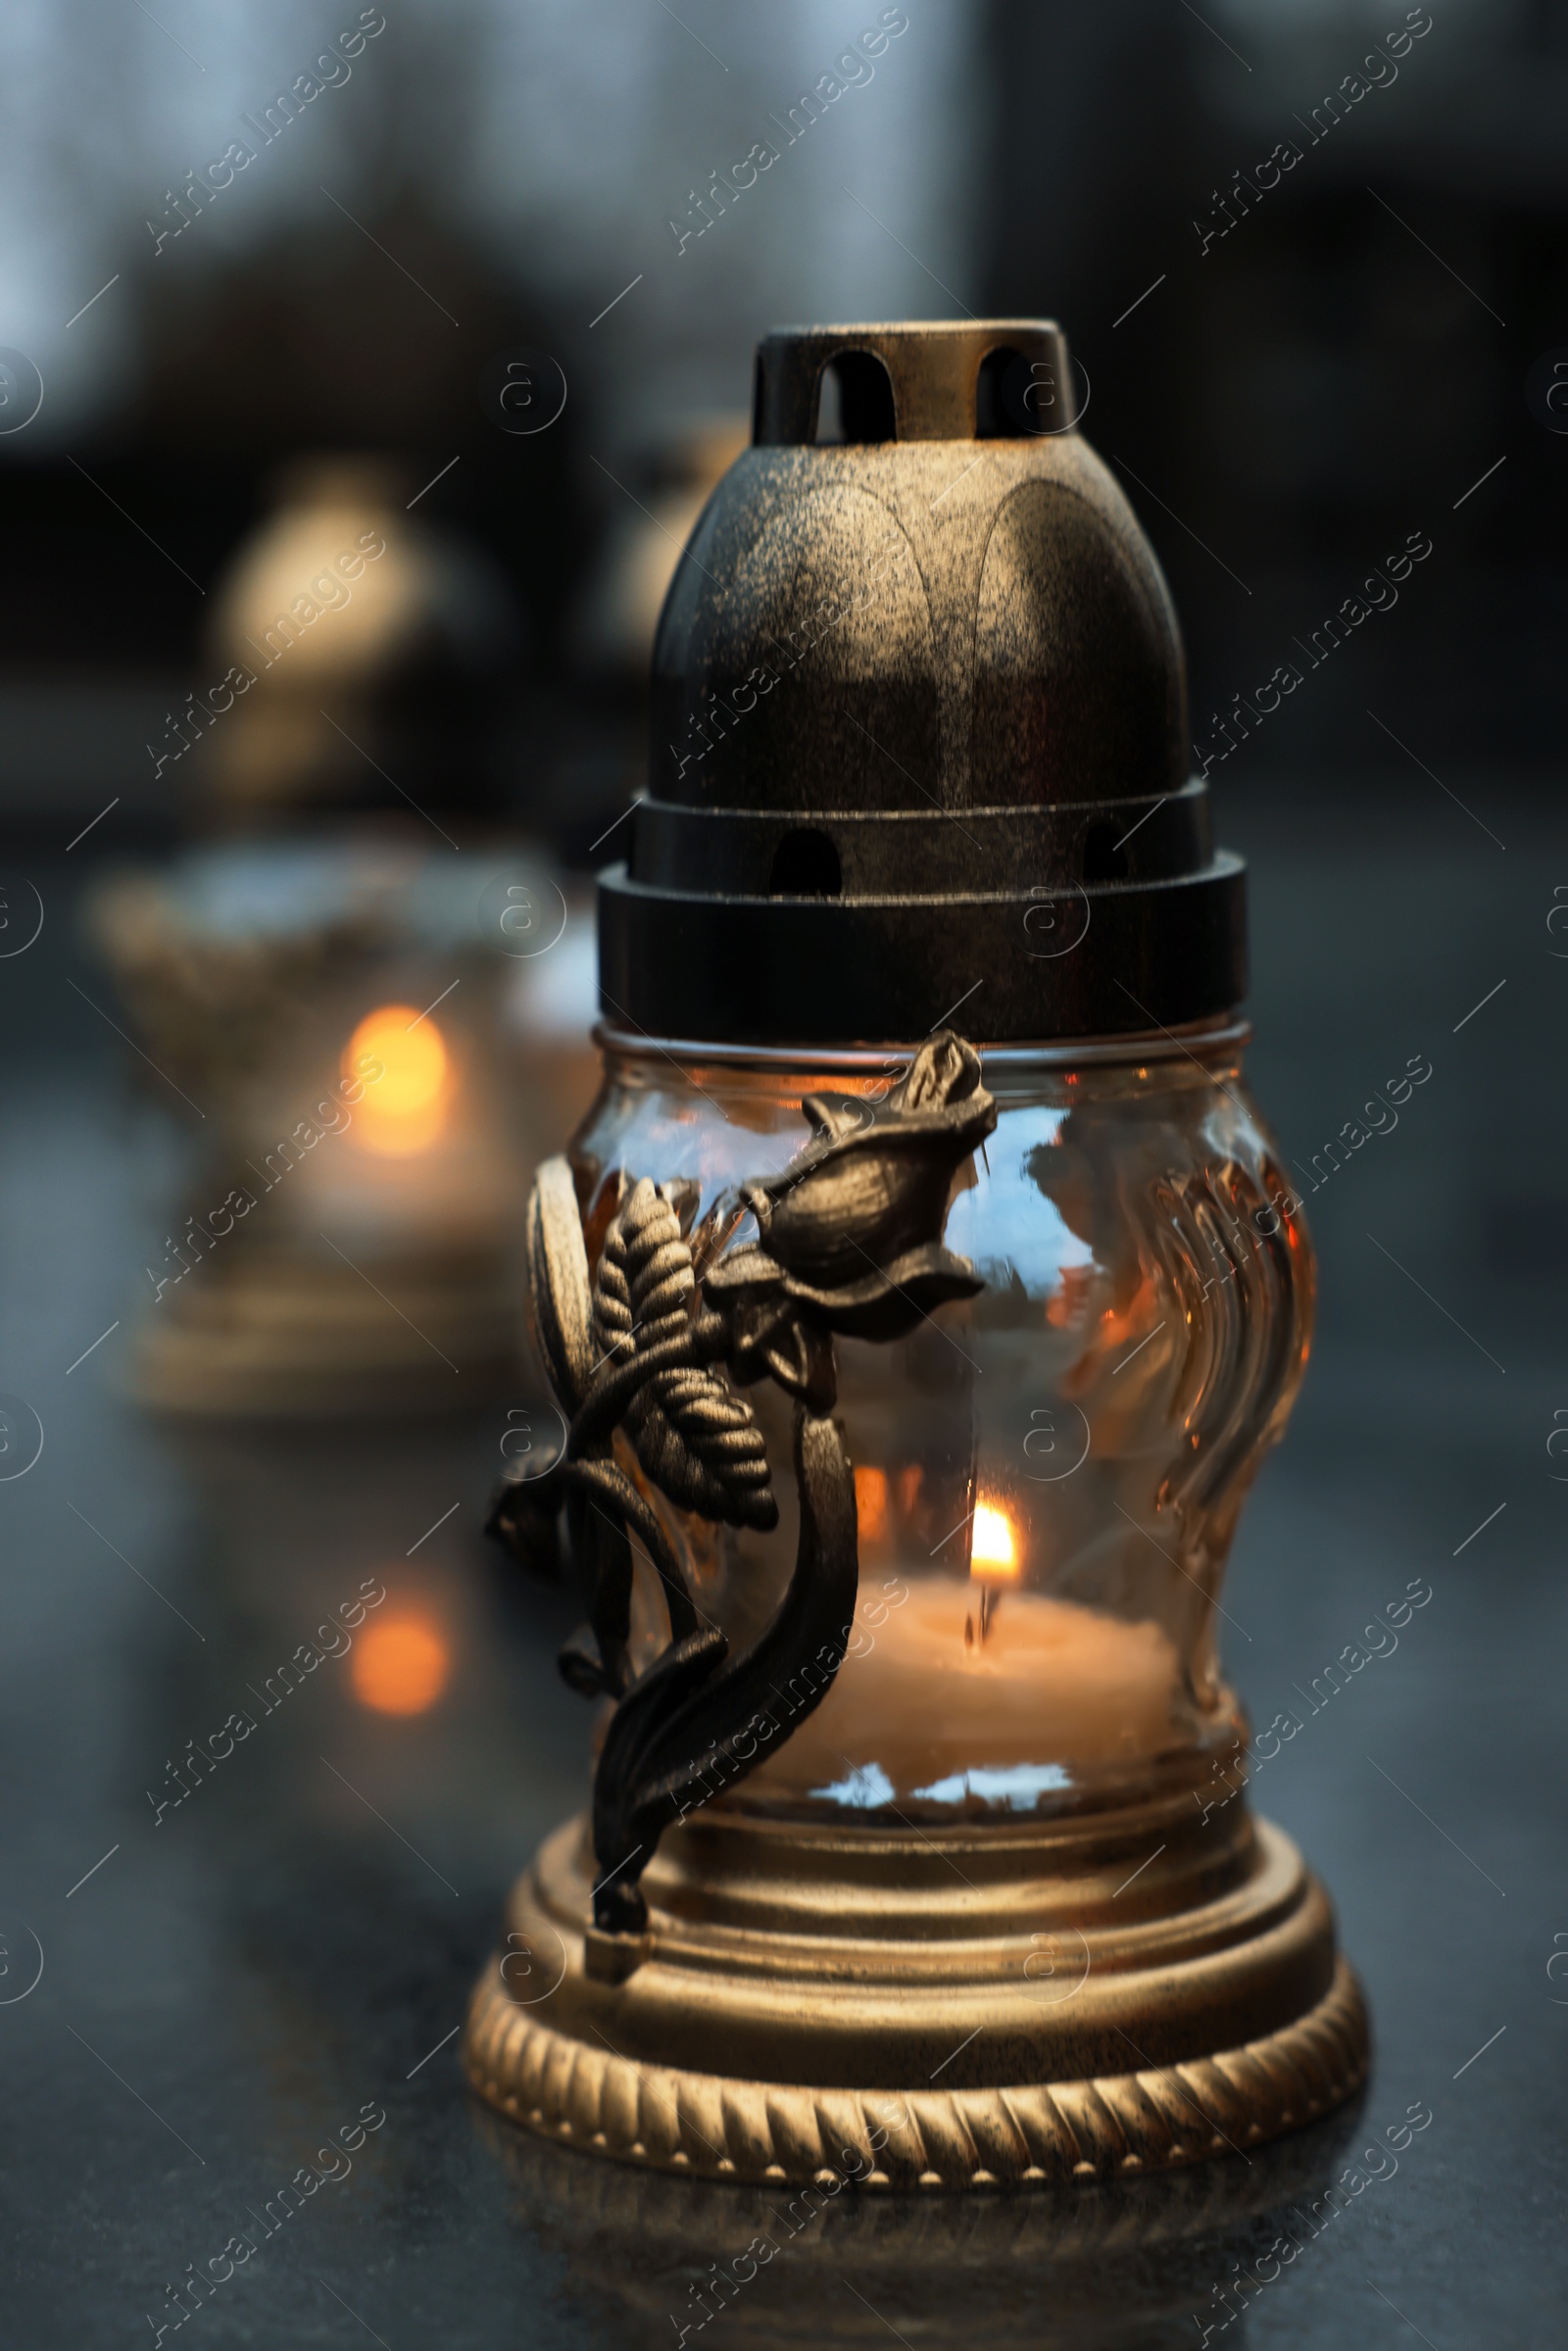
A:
350,1608,452,1715
854,1465,888,1543
345,1004,452,1156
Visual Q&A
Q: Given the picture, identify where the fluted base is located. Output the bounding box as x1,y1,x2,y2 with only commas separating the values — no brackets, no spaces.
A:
464,1795,1368,2188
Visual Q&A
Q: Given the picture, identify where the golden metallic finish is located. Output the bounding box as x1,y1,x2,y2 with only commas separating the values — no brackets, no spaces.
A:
464,1796,1368,2187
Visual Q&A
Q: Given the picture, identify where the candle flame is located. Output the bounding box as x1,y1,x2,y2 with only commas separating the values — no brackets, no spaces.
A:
970,1500,1019,1580
350,1609,451,1715
346,1004,451,1155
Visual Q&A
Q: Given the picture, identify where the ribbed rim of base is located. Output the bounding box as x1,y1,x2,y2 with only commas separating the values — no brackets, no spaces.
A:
464,1955,1368,2190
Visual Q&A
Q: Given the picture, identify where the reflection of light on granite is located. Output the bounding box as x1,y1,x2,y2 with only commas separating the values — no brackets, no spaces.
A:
345,1005,450,1155
912,1762,1072,1809
970,1499,1018,1578
350,1610,451,1714
808,1760,895,1808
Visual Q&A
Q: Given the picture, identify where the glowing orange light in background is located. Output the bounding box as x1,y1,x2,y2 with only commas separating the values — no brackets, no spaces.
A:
970,1500,1020,1580
350,1610,452,1715
344,1004,452,1155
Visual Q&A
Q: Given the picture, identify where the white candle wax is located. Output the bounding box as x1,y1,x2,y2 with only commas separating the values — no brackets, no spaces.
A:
743,1577,1183,1809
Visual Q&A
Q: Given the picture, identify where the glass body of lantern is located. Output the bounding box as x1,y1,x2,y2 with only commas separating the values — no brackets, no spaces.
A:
566,1018,1310,1826
87,838,553,1417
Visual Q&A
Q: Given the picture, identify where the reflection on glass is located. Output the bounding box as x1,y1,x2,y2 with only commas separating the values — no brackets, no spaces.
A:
853,1465,887,1541
345,1004,452,1156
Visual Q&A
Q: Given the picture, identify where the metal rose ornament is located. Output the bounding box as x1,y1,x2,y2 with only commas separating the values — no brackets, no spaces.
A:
493,1035,996,1933
711,1033,997,1350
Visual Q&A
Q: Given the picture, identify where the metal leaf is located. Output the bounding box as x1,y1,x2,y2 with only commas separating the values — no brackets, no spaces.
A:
595,1179,777,1534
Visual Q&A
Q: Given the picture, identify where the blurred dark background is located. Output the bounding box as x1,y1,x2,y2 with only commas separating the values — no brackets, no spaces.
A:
1,0,1558,853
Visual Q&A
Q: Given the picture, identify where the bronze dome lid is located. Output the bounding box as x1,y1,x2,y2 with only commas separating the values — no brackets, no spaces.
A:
599,319,1244,1046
